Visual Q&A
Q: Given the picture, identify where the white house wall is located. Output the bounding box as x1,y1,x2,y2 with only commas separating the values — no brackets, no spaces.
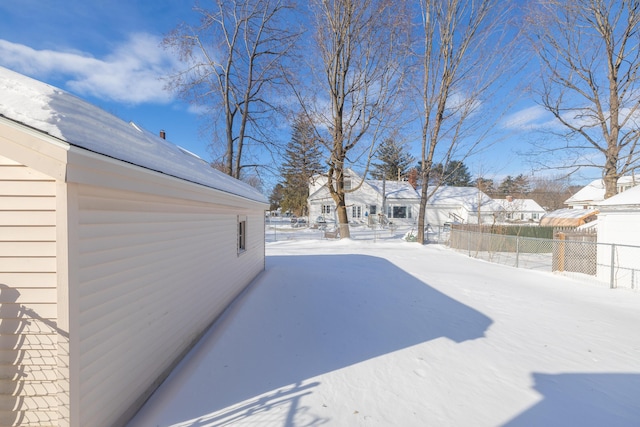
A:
67,176,265,427
597,211,640,289
0,154,59,426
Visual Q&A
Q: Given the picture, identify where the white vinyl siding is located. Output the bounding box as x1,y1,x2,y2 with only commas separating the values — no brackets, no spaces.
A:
72,185,264,427
0,155,58,426
597,210,640,289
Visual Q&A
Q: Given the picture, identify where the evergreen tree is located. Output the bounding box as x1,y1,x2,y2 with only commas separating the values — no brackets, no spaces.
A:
371,137,415,180
498,174,530,196
442,160,472,186
428,160,471,186
269,183,285,211
474,177,495,195
428,163,445,186
279,115,324,216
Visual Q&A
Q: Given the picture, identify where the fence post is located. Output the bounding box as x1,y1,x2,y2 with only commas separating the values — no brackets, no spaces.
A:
610,244,616,289
467,229,471,257
557,233,565,272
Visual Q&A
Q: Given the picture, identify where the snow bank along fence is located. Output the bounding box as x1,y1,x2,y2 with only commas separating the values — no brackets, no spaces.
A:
449,226,640,290
265,217,452,243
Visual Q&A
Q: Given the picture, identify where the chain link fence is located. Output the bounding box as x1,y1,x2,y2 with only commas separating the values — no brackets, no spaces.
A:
265,217,639,291
449,229,640,291
265,217,453,243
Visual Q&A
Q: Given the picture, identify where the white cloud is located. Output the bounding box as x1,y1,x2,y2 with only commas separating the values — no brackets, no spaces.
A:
502,105,553,130
0,33,178,105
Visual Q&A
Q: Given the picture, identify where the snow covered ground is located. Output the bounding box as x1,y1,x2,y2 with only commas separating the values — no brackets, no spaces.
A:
127,239,640,427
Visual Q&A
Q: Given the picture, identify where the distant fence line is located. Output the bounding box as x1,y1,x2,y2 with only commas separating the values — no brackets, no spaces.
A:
448,228,640,291
264,217,639,291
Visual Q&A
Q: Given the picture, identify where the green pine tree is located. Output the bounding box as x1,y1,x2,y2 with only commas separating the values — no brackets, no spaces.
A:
443,160,472,186
371,137,415,180
279,115,324,216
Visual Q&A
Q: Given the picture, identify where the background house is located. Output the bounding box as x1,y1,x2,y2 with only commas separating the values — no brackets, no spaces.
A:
425,186,503,225
0,66,267,426
596,185,640,289
307,170,502,226
565,176,639,209
494,197,546,223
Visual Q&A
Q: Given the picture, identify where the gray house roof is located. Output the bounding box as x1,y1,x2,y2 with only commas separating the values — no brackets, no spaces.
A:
0,66,266,204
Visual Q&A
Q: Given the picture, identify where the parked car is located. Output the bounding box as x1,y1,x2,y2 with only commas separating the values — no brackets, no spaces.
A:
292,217,307,227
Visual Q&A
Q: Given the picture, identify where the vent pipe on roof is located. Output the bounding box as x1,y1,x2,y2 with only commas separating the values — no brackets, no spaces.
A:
159,129,166,139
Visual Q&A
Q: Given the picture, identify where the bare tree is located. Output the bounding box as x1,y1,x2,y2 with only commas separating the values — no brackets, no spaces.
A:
529,175,574,211
527,0,640,199
303,0,411,238
415,0,520,243
163,0,299,179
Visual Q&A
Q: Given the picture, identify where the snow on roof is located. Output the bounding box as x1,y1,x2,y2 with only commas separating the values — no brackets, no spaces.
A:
541,208,598,219
494,198,546,212
540,208,598,226
598,184,640,207
426,186,503,211
0,66,267,204
539,208,599,227
565,176,639,205
367,180,419,199
565,179,604,205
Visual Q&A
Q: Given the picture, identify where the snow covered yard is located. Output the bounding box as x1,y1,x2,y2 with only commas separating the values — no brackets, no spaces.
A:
128,239,640,427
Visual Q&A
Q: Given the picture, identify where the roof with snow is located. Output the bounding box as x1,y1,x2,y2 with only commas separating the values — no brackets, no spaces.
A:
597,184,640,207
539,208,598,227
425,186,503,211
494,198,546,212
565,177,639,206
0,66,267,204
367,180,419,200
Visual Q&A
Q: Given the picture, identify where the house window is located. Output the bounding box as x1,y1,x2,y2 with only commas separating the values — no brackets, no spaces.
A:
238,217,246,253
389,206,408,219
352,206,362,218
322,204,332,214
344,179,352,190
370,205,377,215
532,213,539,220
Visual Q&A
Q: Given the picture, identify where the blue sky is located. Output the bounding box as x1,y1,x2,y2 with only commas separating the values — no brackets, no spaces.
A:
0,1,208,157
0,1,599,191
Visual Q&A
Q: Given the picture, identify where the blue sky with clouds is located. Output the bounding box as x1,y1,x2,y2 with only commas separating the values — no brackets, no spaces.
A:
0,1,209,158
0,1,599,189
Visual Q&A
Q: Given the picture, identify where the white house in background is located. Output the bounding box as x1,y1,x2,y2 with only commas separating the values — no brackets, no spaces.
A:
307,169,502,226
308,170,419,225
565,176,640,209
493,197,546,223
424,186,504,225
0,66,268,427
595,184,640,290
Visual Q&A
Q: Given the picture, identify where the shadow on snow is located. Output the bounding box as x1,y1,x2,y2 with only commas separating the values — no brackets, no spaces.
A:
505,372,640,427
130,254,493,426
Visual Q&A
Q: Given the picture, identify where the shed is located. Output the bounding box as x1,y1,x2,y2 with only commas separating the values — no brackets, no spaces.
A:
539,208,598,227
0,66,268,426
595,185,640,289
